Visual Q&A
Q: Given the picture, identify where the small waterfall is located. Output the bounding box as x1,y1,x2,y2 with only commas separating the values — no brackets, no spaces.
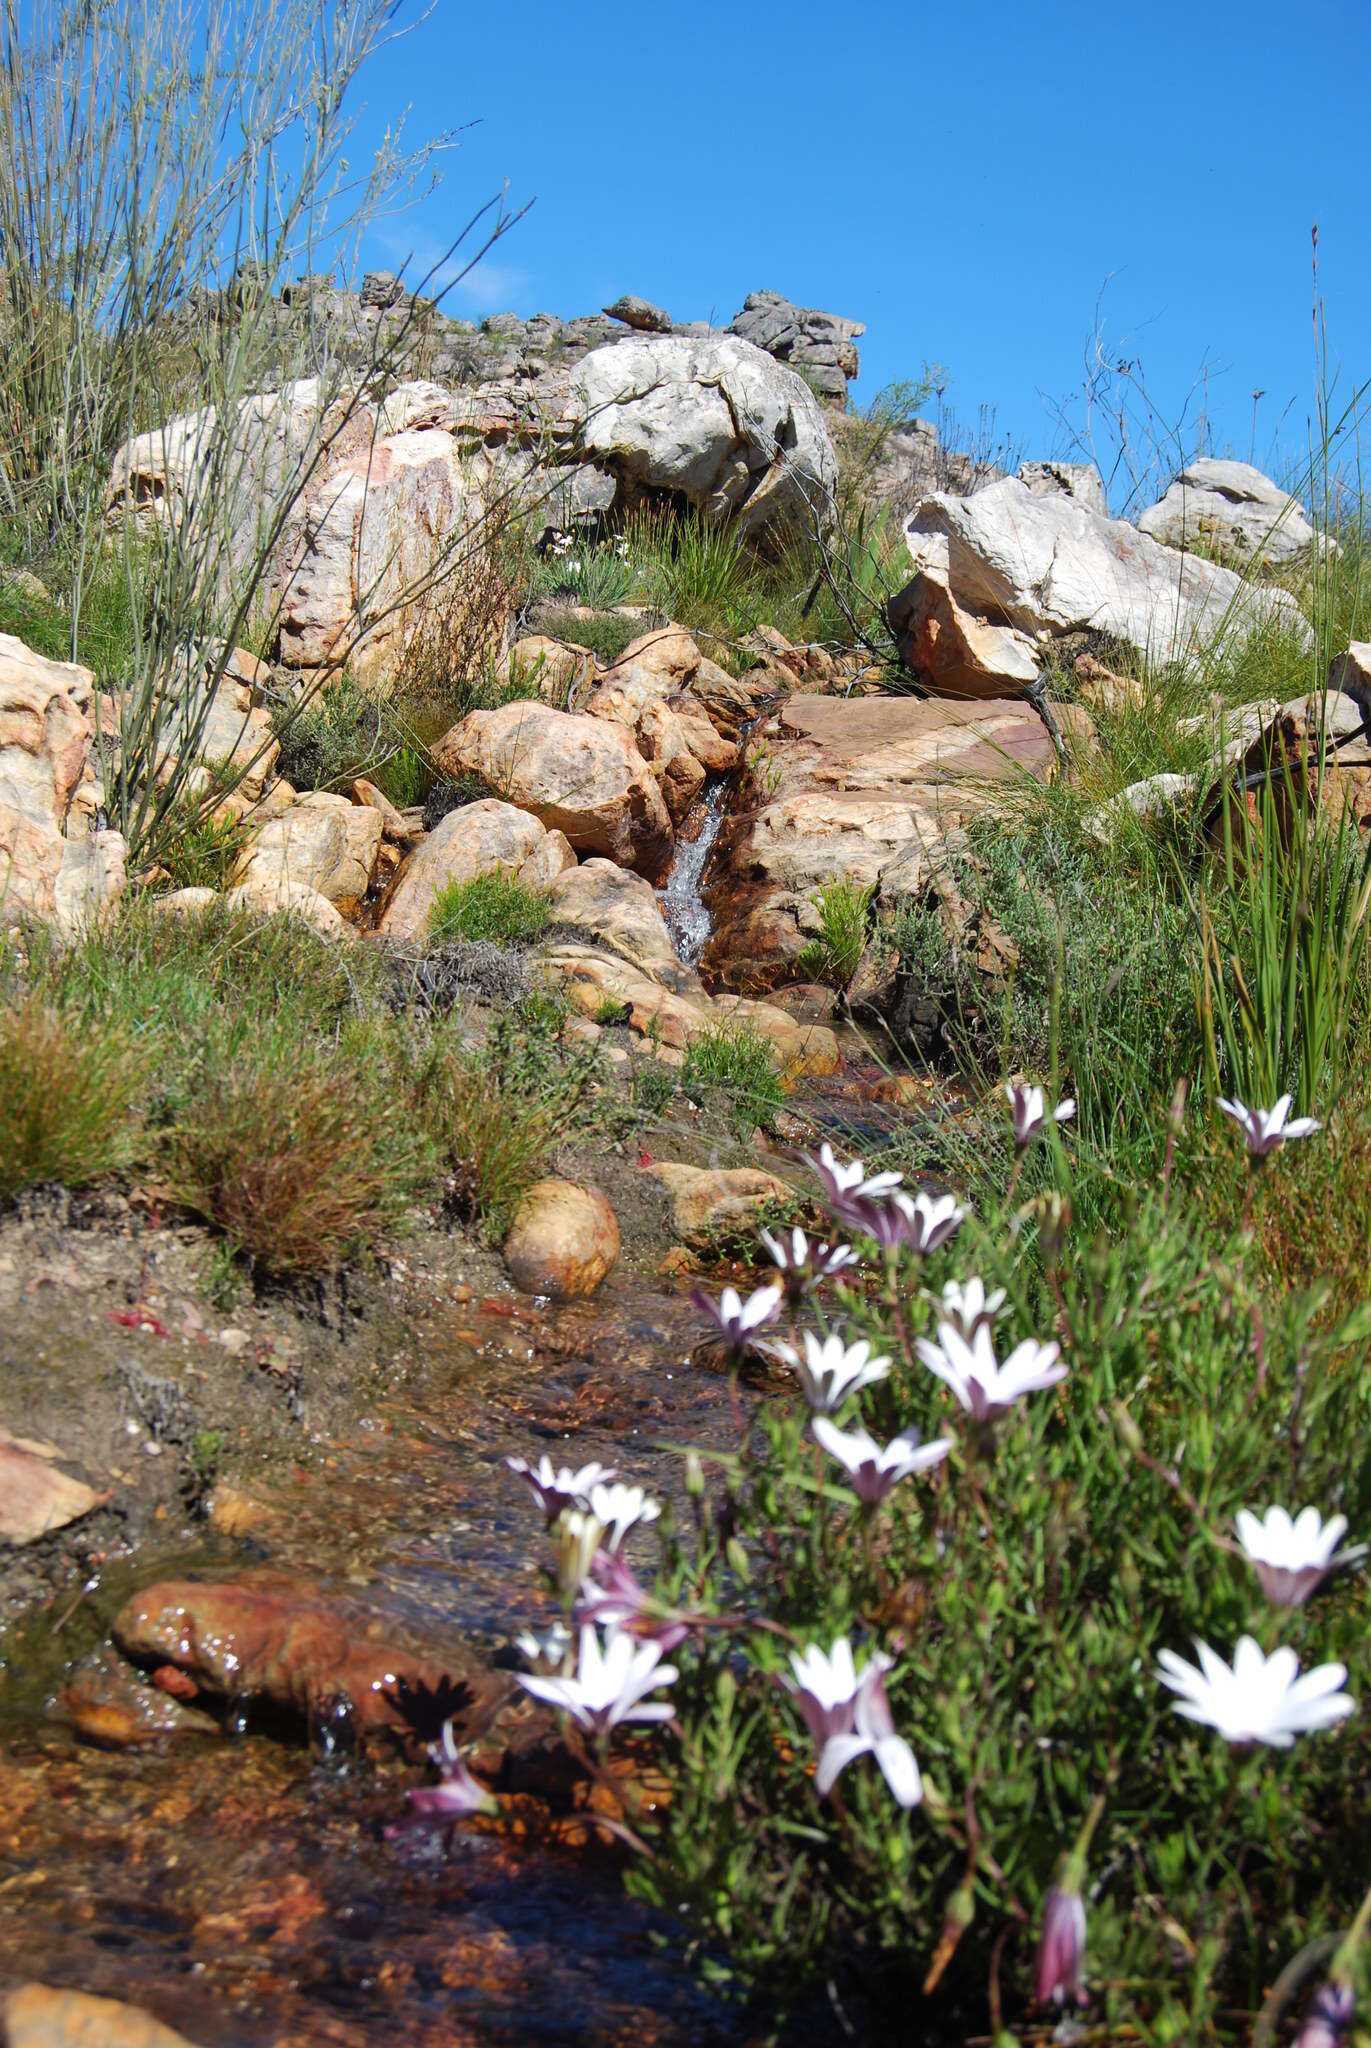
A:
657,776,730,967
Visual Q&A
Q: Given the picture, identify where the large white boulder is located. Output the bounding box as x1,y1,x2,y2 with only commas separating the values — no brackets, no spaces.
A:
892,477,1309,698
571,333,837,542
1139,458,1320,568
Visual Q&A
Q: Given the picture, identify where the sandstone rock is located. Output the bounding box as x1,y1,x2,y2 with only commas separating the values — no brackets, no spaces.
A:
224,875,349,939
604,294,672,333
61,1646,220,1748
3,1985,203,2048
600,624,764,737
434,702,674,880
571,333,837,543
545,858,685,983
0,1428,102,1546
499,635,594,708
0,632,97,825
729,290,864,407
542,942,839,1077
232,790,381,912
1328,641,1371,719
378,798,576,941
111,1573,500,1741
1018,460,1107,514
149,886,219,918
1139,458,1319,567
352,776,419,842
645,1161,794,1248
0,805,127,936
893,477,1308,699
701,693,1072,989
586,638,738,823
503,1179,620,1299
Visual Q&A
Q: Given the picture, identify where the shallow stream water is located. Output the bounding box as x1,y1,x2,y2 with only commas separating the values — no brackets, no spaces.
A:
0,1282,765,2045
656,777,730,967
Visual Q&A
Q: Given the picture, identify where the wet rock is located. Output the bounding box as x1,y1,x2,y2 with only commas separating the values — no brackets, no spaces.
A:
503,1180,620,1299
60,1647,219,1748
0,1428,102,1546
2,1985,203,2048
893,476,1308,699
645,1163,794,1248
570,333,837,544
545,859,685,983
701,692,1075,990
1139,457,1320,567
543,942,839,1077
112,1573,502,1742
378,798,576,942
433,703,674,881
231,791,381,912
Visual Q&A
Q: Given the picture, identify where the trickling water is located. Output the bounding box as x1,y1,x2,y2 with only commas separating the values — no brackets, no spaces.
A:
657,776,730,966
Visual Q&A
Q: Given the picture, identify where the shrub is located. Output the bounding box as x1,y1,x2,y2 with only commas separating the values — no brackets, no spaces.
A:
428,870,550,948
163,1032,431,1274
538,606,640,668
0,998,143,1200
681,1022,786,1137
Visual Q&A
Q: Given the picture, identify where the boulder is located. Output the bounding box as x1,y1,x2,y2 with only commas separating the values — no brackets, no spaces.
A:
1138,458,1319,567
645,1162,794,1248
586,634,738,823
599,624,765,737
0,632,97,824
3,1985,203,2048
728,290,864,407
603,294,672,333
194,673,279,801
545,858,686,983
0,803,127,935
150,886,219,918
232,791,381,912
378,798,576,941
700,693,1075,989
571,333,837,543
433,702,674,881
1330,642,1371,721
224,875,350,939
503,1179,620,1299
1018,460,1107,514
893,476,1308,699
498,635,594,708
542,942,839,1077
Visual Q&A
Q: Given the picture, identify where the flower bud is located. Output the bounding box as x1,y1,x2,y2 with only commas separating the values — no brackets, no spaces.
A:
555,1508,604,1597
1035,1882,1087,2007
684,1451,705,1498
725,1536,750,1582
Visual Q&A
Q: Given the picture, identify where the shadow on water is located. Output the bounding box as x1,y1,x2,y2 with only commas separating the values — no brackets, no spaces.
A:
0,1281,765,2044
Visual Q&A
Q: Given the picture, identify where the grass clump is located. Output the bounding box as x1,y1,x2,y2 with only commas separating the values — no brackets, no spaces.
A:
681,1022,786,1137
537,607,640,668
163,1027,431,1276
0,997,143,1200
799,877,875,991
428,870,550,948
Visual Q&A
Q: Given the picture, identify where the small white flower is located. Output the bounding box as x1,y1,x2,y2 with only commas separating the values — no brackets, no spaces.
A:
1235,1505,1364,1607
1218,1094,1321,1157
1157,1635,1353,1746
933,1276,1006,1337
812,1416,952,1503
860,1188,965,1255
589,1480,661,1552
916,1320,1065,1420
518,1624,678,1735
506,1454,616,1522
690,1282,782,1355
803,1142,903,1207
774,1331,890,1413
1006,1082,1076,1146
784,1639,921,1808
514,1621,573,1668
759,1226,858,1304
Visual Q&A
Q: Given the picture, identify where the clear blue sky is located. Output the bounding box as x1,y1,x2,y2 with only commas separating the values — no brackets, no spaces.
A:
360,0,1369,486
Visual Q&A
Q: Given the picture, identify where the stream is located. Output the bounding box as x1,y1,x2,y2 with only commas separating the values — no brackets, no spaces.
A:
656,775,729,967
0,1281,762,2045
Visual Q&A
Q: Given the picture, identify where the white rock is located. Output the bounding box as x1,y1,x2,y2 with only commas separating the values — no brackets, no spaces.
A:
1139,459,1320,567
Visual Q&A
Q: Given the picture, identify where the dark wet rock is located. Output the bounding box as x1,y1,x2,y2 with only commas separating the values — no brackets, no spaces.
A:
111,1573,506,1745
2,1985,203,2048
60,1646,220,1748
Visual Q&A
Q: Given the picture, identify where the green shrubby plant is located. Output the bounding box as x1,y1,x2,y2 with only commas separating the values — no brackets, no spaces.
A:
681,1022,786,1139
428,870,551,947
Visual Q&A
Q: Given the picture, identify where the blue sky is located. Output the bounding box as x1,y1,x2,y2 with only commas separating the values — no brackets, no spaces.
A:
360,0,1369,487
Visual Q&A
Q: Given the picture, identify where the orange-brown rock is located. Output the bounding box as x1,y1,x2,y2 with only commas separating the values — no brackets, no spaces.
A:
3,1985,203,2048
503,1180,620,1299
